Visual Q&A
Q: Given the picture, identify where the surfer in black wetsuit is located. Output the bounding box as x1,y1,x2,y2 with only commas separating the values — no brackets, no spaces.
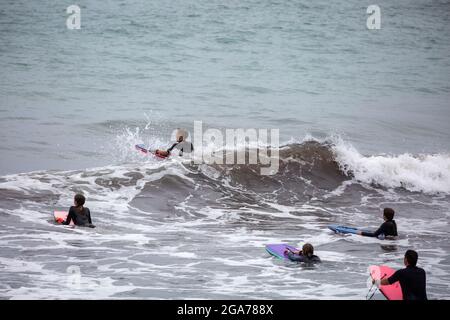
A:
373,250,427,300
357,208,398,239
155,128,193,157
284,243,321,263
63,194,95,228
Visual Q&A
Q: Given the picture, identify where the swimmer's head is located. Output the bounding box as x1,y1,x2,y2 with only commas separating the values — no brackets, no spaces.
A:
175,128,188,142
404,249,418,267
302,243,314,257
74,194,85,207
383,208,395,221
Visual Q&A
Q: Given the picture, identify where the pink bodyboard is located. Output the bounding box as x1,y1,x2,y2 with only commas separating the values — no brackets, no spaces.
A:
369,265,403,300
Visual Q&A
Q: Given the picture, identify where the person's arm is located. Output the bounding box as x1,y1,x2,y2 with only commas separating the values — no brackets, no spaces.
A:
374,270,400,286
386,270,400,285
167,142,178,153
87,209,95,228
359,224,384,237
284,248,300,254
373,278,390,286
155,143,178,157
286,251,305,262
63,207,74,225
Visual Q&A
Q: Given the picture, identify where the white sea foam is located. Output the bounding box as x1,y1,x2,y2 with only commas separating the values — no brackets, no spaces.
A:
332,138,450,194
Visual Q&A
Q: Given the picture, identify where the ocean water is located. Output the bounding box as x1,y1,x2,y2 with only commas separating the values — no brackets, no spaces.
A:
0,0,449,299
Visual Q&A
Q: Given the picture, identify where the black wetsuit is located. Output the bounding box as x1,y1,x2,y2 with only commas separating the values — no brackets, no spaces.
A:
63,206,93,227
287,252,321,263
167,141,194,156
361,220,398,238
387,266,427,300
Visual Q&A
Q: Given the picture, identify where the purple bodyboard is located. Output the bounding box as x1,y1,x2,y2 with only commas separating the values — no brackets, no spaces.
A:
266,244,299,261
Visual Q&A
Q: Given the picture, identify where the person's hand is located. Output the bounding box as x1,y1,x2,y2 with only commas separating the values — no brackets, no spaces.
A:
372,279,381,288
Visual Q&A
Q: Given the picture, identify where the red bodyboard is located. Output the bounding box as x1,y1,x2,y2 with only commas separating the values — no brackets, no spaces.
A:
54,210,74,226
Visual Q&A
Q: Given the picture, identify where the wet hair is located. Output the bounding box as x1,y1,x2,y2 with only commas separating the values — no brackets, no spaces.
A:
383,208,395,220
405,250,418,266
74,194,86,207
302,243,314,258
